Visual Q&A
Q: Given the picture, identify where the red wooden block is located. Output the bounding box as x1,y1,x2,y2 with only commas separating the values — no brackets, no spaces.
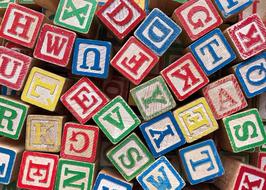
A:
17,151,59,190
33,24,76,67
258,153,266,172
96,0,146,40
111,37,159,85
60,122,100,163
0,3,45,48
161,52,209,101
60,77,109,124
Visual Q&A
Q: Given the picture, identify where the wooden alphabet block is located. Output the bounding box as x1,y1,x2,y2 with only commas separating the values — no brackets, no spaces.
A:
93,96,141,144
19,0,35,4
0,0,15,15
257,93,266,120
172,0,223,41
250,152,266,172
140,112,186,158
173,97,219,143
130,76,176,121
72,38,112,79
25,115,65,152
179,139,224,185
189,28,236,76
21,67,67,112
137,156,186,190
161,53,209,101
33,24,76,67
107,133,154,181
96,0,146,40
134,8,182,56
111,37,159,85
60,77,108,124
203,74,248,120
55,158,95,190
17,151,59,190
60,122,100,163
224,14,266,60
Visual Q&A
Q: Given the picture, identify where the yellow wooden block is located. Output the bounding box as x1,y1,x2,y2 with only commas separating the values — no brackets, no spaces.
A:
134,0,146,10
173,97,218,143
21,67,66,111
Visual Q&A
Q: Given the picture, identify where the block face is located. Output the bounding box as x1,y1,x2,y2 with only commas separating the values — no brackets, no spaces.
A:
140,112,186,158
0,3,44,48
0,46,32,90
17,151,59,190
107,133,154,181
0,147,15,184
258,153,266,171
203,74,247,120
173,97,218,143
161,53,209,101
93,96,140,144
0,0,15,8
54,0,97,33
72,38,112,79
134,8,182,56
173,0,223,41
111,36,159,85
61,77,108,124
33,24,76,67
235,52,266,98
0,96,28,140
55,159,94,190
130,76,176,121
223,109,266,152
179,140,224,185
96,0,145,40
60,123,99,163
21,67,66,111
189,28,236,76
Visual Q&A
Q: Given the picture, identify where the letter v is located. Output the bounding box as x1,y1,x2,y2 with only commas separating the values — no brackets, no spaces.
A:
103,106,125,130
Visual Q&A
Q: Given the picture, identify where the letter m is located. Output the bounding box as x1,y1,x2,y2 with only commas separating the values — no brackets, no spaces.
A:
63,167,86,190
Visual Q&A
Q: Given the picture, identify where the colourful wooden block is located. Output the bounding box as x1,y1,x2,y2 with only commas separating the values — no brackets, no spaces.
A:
137,156,186,190
134,8,182,56
250,152,266,172
111,37,159,85
17,151,59,190
96,0,145,40
224,14,266,60
140,112,186,158
107,133,154,181
257,93,266,120
55,158,95,190
134,0,146,10
60,122,100,163
172,0,223,41
33,23,76,67
0,3,45,48
25,115,65,152
161,53,209,101
173,97,219,143
0,46,32,91
60,77,108,124
72,38,112,79
203,74,248,120
0,96,29,140
189,28,236,76
21,67,66,112
93,96,140,144
19,0,35,4
234,52,266,98
0,0,15,13
130,76,176,121
179,139,224,185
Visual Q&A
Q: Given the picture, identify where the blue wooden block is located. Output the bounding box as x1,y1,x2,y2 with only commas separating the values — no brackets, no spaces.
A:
0,147,16,184
140,112,186,158
137,156,185,190
179,139,224,185
189,28,236,76
235,52,266,98
72,38,112,79
134,8,182,56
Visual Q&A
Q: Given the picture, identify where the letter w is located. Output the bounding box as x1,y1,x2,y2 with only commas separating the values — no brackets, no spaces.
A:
46,33,67,56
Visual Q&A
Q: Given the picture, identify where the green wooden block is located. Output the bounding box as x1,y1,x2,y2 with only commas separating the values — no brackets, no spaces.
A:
18,0,34,4
93,96,141,144
107,133,155,181
0,0,15,8
53,0,97,34
0,96,28,140
223,109,266,153
172,0,187,3
55,159,95,190
130,76,176,121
